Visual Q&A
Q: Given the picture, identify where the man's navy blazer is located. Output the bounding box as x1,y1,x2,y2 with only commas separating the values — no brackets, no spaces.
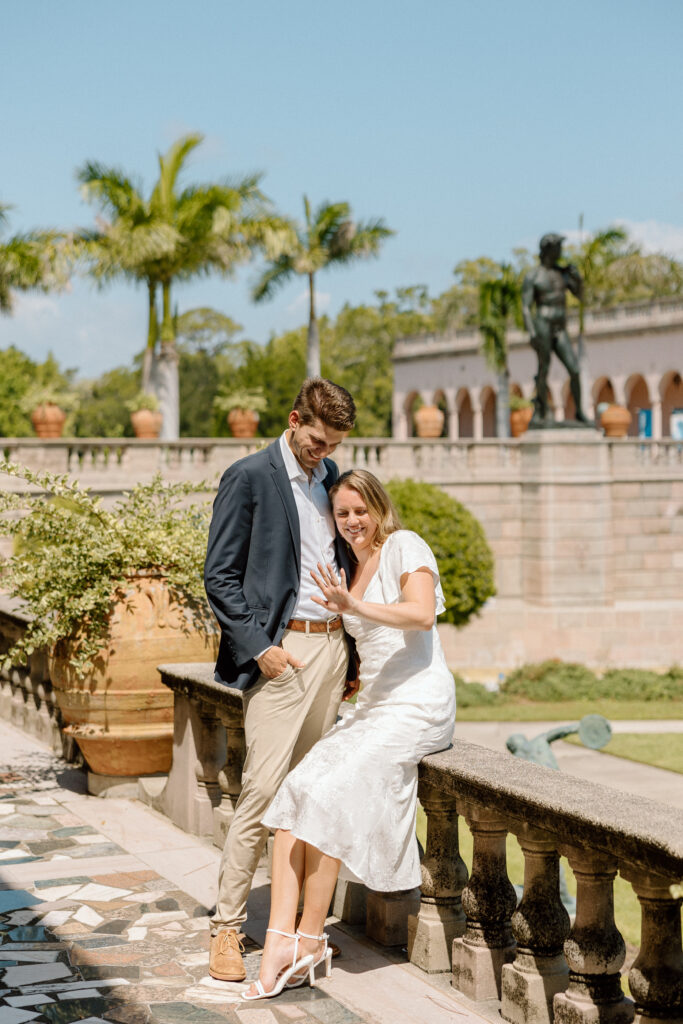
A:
204,439,354,691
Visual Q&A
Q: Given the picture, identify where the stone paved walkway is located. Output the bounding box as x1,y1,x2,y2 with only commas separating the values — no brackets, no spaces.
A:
0,722,483,1024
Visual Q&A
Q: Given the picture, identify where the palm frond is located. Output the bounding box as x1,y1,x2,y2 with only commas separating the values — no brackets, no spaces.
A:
252,254,296,302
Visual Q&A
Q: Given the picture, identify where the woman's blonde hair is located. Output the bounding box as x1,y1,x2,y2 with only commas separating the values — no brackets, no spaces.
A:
328,470,402,557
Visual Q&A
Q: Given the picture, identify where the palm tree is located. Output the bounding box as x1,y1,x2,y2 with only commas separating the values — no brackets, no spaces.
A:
253,196,393,377
478,264,523,439
0,204,66,313
78,133,283,438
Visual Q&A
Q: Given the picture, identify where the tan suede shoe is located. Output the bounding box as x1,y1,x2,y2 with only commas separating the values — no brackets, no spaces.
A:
209,928,246,981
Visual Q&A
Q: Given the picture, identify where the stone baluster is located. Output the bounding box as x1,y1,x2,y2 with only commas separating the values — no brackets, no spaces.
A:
622,867,683,1024
366,887,421,946
408,782,467,973
213,706,246,849
452,805,517,1001
554,849,634,1024
501,826,570,1024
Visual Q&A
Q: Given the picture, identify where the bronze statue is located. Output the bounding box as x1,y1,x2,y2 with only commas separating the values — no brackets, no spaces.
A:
522,233,591,426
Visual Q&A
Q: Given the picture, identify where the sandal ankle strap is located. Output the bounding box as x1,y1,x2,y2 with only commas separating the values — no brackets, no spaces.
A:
266,927,296,939
296,928,327,941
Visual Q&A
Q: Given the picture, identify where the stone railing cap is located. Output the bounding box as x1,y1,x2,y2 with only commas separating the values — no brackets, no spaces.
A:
422,740,683,879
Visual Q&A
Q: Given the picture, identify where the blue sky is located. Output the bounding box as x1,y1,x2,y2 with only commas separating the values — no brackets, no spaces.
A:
2,0,682,377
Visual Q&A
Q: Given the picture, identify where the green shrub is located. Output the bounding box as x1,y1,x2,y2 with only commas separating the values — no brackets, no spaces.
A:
385,479,495,627
599,668,683,702
455,677,500,707
501,660,598,701
500,661,683,703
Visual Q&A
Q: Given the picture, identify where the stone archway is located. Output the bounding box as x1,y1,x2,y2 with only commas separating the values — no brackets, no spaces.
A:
625,374,651,437
433,389,449,438
404,391,420,437
456,388,474,438
661,371,683,438
592,377,616,419
481,386,496,438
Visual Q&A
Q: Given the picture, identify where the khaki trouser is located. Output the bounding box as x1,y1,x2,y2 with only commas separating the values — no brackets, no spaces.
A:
211,627,348,932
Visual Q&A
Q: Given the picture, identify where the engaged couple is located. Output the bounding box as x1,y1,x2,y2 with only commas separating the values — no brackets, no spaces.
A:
204,377,456,1000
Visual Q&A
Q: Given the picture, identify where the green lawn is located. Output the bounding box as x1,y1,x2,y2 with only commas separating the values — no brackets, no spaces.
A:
457,699,683,722
565,732,683,774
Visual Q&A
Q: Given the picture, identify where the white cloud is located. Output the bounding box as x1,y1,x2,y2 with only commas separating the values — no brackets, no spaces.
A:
614,219,683,259
286,288,331,315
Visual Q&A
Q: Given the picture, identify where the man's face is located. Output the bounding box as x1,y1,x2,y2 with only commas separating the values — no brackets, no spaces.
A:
287,412,348,471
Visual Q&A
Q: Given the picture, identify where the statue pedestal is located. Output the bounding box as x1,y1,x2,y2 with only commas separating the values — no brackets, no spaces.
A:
520,429,614,608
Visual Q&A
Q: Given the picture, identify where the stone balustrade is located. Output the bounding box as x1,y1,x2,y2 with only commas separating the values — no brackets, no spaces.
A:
1,437,682,499
139,663,682,1024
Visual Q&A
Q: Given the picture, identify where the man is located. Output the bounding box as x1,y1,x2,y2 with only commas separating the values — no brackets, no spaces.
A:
521,233,590,425
204,377,357,982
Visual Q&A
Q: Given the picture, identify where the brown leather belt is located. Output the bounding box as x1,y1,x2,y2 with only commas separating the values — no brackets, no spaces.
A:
286,616,343,634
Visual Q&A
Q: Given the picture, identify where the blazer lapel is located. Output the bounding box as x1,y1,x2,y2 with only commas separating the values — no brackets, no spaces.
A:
269,441,301,577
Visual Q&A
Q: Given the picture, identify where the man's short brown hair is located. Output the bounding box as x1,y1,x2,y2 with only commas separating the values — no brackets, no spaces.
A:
293,378,356,432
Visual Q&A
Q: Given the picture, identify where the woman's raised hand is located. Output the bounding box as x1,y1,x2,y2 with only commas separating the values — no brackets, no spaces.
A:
311,563,356,615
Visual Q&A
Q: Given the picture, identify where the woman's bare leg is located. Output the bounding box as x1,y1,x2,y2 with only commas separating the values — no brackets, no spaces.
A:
243,829,305,996
294,843,341,972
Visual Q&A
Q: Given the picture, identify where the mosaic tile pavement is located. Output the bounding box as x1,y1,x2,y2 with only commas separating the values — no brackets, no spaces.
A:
0,769,365,1024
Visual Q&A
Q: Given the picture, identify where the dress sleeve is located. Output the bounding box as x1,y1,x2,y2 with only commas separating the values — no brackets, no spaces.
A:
385,531,446,616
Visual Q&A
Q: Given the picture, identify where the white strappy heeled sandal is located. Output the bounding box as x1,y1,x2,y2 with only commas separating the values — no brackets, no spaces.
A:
241,927,314,1001
285,928,333,988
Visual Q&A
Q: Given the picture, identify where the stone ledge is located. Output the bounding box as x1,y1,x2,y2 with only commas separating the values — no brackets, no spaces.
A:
421,740,683,879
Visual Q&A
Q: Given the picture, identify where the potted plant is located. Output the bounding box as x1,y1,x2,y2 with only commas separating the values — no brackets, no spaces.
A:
0,461,217,780
509,394,534,437
126,391,163,438
600,404,631,438
20,384,79,439
413,396,445,438
213,386,268,438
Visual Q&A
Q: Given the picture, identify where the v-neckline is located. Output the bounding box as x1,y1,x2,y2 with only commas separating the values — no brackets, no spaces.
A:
350,541,385,602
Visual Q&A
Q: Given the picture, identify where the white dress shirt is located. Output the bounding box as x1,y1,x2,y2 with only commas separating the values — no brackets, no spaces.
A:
279,431,339,622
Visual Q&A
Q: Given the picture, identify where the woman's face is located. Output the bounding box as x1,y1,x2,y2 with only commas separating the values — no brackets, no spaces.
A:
332,485,378,555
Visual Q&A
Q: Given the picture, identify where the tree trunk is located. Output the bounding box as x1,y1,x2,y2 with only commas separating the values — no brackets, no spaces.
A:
157,280,179,440
306,272,320,378
142,280,158,394
497,367,510,439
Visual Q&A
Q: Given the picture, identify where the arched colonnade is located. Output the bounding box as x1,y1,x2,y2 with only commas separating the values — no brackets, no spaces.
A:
394,371,683,439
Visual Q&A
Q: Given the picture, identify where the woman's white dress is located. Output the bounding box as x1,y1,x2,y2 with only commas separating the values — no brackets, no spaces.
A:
262,530,456,891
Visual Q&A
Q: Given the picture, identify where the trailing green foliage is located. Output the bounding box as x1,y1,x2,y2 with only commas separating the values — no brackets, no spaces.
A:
0,462,212,677
384,479,495,628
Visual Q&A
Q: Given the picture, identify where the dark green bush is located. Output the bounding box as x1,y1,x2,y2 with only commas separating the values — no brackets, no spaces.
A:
385,479,495,627
501,660,598,701
599,668,683,702
500,661,683,702
455,676,500,707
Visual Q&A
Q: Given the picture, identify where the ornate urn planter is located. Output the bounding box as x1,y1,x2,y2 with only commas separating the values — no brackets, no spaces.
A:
600,404,631,438
510,406,534,437
31,402,67,439
130,409,163,439
414,405,445,438
48,572,218,777
227,408,259,438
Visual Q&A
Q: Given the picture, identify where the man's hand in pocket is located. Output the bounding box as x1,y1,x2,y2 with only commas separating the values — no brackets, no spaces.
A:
256,646,305,680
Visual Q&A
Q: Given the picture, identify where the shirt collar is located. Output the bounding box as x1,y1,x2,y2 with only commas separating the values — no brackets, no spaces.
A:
279,431,328,484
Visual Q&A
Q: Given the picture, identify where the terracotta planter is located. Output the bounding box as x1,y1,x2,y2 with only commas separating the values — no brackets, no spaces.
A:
130,409,163,439
413,405,445,438
228,408,259,438
510,406,534,437
31,403,66,439
48,573,218,777
600,404,631,438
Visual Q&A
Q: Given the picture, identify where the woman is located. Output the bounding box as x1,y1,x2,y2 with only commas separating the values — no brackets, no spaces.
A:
242,469,456,1000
